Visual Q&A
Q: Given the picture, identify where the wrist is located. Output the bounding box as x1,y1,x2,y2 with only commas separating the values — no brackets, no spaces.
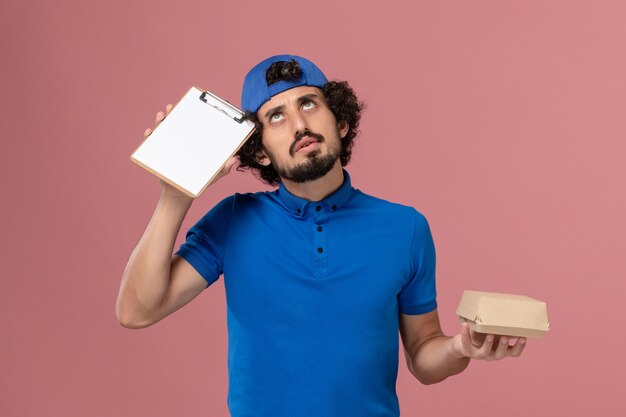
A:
447,334,468,360
159,184,193,205
157,191,193,216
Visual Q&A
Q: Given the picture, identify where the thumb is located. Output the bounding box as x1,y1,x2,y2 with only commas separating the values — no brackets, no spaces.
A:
459,322,473,357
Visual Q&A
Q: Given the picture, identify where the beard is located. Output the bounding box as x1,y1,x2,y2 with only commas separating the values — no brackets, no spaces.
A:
266,131,342,183
275,150,339,183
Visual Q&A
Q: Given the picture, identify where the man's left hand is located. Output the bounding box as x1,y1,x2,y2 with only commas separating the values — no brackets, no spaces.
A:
451,321,527,361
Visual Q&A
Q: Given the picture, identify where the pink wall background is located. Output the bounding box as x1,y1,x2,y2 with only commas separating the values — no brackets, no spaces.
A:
2,1,625,416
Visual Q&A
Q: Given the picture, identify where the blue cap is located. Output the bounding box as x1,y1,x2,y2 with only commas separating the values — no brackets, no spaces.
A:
241,54,328,114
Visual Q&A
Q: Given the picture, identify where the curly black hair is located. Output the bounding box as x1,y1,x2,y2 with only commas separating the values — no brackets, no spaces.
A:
236,64,365,186
265,59,302,84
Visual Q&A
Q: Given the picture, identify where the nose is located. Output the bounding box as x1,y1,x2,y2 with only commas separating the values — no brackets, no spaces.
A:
288,109,307,135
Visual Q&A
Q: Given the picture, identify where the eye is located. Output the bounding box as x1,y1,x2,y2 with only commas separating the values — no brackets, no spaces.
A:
269,112,284,123
302,100,316,110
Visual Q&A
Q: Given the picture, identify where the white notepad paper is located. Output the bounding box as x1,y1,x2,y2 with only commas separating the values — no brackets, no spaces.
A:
130,86,256,198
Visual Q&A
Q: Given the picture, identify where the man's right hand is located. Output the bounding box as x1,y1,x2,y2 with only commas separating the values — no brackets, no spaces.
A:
119,102,227,328
144,103,240,201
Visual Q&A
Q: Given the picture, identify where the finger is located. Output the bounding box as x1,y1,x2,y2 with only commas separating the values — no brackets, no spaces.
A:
219,156,238,175
155,110,165,123
469,327,486,347
459,322,472,357
508,337,527,357
493,336,510,360
477,334,495,359
144,128,152,138
165,103,173,114
212,157,239,184
491,335,502,349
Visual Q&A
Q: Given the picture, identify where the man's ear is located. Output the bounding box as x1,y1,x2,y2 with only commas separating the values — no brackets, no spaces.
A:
338,120,349,139
255,148,271,166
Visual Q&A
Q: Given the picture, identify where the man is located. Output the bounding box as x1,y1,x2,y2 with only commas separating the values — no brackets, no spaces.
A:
117,55,526,417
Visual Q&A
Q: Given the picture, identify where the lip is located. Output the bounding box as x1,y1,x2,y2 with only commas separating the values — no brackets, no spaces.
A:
294,136,319,152
297,141,320,153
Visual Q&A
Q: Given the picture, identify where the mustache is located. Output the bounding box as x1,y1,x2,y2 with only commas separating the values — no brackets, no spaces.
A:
290,130,325,156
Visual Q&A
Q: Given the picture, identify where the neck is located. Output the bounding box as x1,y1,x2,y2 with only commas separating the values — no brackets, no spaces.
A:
280,162,344,202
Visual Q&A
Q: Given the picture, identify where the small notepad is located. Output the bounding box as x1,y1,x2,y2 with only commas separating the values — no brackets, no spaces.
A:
130,86,256,198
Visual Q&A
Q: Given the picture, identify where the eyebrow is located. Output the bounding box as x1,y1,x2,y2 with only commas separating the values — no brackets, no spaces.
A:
298,93,320,103
262,93,321,120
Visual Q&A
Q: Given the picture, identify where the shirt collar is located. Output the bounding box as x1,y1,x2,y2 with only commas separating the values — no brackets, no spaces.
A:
277,169,355,216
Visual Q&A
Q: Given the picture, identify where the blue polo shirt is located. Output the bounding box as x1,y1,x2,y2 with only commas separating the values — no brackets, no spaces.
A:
175,170,437,417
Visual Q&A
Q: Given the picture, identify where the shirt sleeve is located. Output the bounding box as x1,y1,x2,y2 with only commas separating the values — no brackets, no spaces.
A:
398,209,437,315
174,195,235,288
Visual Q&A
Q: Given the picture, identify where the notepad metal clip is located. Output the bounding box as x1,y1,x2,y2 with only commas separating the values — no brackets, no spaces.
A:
199,91,247,124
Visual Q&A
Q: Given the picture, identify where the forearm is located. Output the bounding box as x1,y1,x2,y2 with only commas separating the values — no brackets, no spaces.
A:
116,190,193,326
409,335,470,385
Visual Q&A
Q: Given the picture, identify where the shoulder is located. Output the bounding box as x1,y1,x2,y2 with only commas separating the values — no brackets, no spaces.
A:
191,191,277,231
194,191,269,219
230,190,279,208
207,190,275,206
350,188,428,223
213,190,286,219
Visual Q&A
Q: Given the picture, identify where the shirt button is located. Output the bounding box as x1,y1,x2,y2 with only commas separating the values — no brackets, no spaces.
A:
317,226,323,232
331,205,337,211
316,206,321,212
317,247,324,253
